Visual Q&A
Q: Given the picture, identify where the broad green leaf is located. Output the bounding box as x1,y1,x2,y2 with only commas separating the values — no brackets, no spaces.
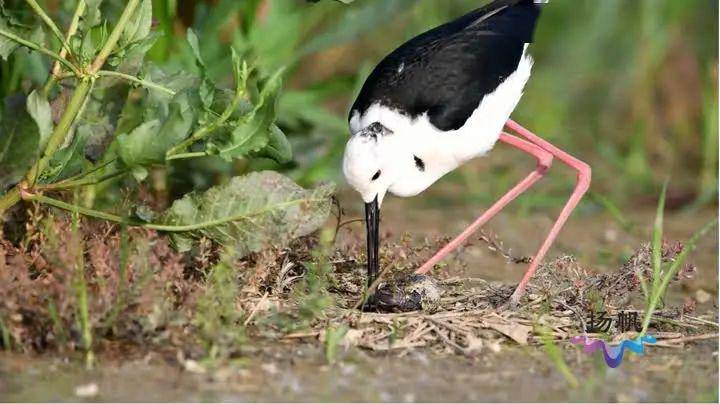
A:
161,171,335,255
0,95,39,191
26,90,52,148
117,119,160,163
117,93,194,167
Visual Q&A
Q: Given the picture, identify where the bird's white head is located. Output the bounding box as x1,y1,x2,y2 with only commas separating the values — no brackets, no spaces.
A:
342,122,405,205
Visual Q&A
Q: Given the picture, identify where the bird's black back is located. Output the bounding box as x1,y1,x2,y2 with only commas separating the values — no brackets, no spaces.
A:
350,0,543,132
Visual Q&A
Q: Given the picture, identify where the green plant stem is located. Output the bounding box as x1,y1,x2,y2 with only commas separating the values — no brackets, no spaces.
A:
49,158,117,186
24,0,74,57
0,314,11,350
97,70,175,95
0,188,21,216
165,151,209,160
100,225,129,334
0,28,80,76
635,268,649,305
70,200,93,369
38,169,128,190
25,78,93,185
24,192,326,232
650,181,668,293
90,0,141,73
538,326,578,388
43,0,87,95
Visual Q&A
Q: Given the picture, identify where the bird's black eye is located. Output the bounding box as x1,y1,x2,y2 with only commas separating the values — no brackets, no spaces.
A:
414,155,425,172
371,170,381,181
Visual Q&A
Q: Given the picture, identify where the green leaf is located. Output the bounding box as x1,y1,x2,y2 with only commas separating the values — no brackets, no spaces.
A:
43,124,91,182
251,124,292,163
0,25,19,60
26,90,52,148
122,0,153,44
161,171,335,255
115,31,159,75
186,28,214,108
186,28,205,69
0,14,33,60
143,64,197,106
0,95,39,191
68,82,130,169
80,0,104,31
0,3,47,62
211,68,284,160
131,165,148,182
117,92,194,167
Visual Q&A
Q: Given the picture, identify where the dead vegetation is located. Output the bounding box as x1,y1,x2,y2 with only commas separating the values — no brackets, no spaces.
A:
0,209,717,365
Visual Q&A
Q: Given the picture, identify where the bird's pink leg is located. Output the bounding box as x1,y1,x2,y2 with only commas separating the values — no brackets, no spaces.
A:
415,132,554,275
503,119,591,304
415,120,591,306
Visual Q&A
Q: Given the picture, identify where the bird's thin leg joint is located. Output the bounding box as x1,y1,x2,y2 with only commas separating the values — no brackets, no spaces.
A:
415,131,554,275
505,119,591,305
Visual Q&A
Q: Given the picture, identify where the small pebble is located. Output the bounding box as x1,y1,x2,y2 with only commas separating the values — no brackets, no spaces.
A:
74,382,99,398
695,289,711,303
183,359,206,374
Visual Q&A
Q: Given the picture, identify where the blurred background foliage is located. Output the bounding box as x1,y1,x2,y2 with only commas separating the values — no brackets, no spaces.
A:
2,0,717,214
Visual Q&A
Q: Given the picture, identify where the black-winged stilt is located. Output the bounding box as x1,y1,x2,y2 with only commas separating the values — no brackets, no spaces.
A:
343,0,591,308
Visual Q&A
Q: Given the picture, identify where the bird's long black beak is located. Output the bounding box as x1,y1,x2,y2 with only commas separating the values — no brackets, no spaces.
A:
365,196,380,287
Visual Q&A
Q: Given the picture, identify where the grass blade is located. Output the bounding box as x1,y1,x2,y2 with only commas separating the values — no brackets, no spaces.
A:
650,180,668,293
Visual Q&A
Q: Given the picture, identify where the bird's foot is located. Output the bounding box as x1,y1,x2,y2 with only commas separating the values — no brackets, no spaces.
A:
364,274,442,313
498,287,524,311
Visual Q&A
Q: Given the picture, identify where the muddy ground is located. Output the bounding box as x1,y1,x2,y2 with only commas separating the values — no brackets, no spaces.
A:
1,339,718,402
0,187,718,402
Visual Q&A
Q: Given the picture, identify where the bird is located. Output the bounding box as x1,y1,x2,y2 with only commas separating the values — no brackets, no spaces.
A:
343,0,591,308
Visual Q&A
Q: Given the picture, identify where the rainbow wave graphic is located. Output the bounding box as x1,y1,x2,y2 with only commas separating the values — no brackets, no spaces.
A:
569,334,657,368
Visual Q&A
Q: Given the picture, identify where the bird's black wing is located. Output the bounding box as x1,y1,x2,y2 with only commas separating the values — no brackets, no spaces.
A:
350,0,542,131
